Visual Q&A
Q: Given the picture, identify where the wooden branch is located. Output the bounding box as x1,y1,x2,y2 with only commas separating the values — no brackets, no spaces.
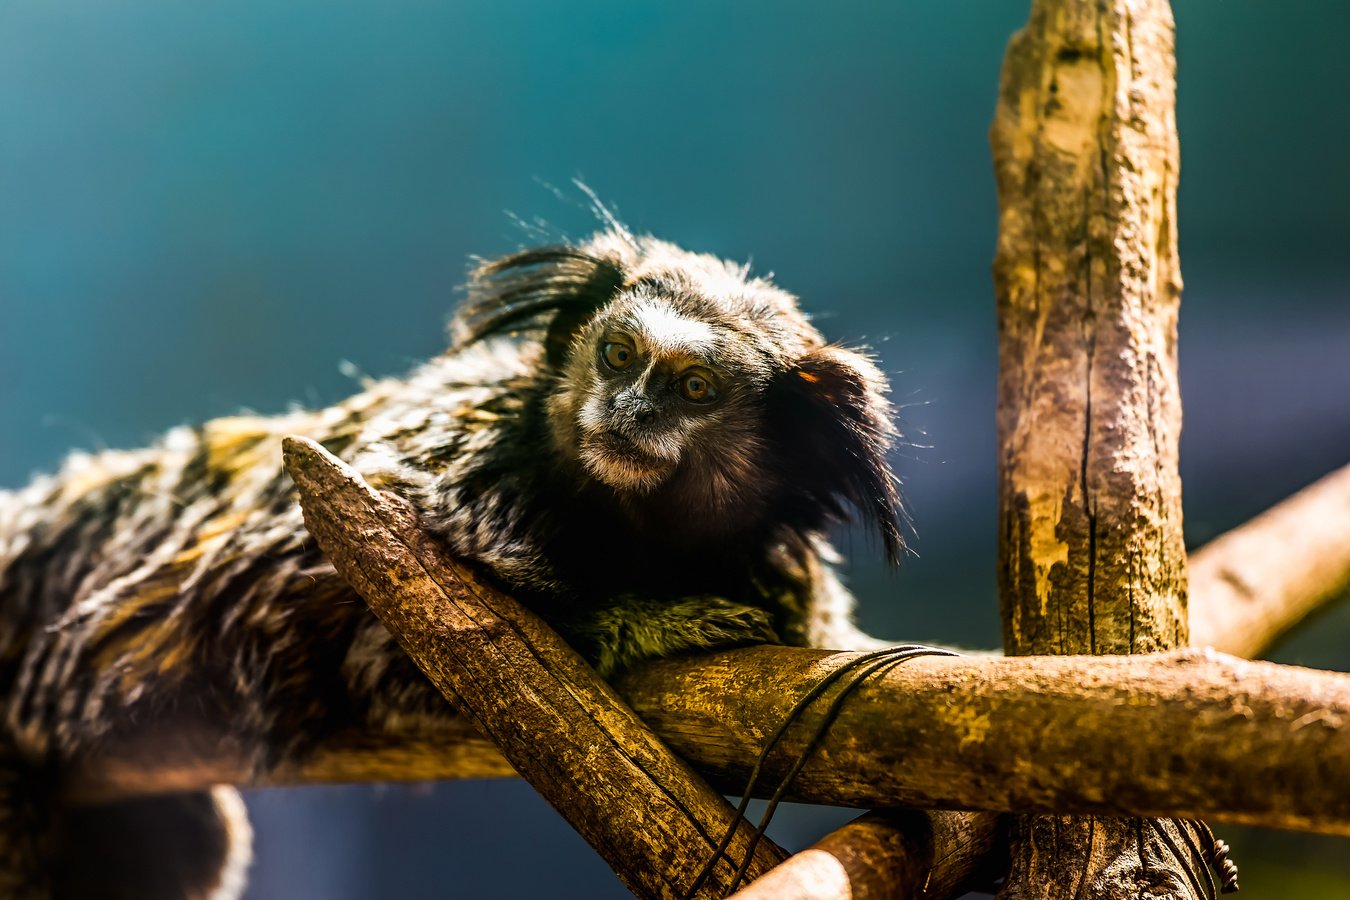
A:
1190,461,1350,657
619,647,1350,836
62,718,516,803
993,0,1186,657
67,645,1350,837
728,811,1000,900
991,0,1193,894
281,436,786,899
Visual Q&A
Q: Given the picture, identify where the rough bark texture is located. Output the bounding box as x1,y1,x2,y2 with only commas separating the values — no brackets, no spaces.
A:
65,646,1350,836
991,0,1196,895
63,718,515,803
1190,461,1350,657
729,811,1001,900
994,0,1185,657
622,648,1350,836
282,436,786,899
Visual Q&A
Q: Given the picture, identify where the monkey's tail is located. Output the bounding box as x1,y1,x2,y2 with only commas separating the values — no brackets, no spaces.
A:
0,734,252,900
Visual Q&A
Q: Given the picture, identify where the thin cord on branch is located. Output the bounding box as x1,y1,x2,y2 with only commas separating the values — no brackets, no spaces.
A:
685,645,961,899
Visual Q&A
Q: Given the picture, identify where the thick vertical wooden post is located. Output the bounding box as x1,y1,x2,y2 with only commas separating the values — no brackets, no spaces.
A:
991,0,1204,895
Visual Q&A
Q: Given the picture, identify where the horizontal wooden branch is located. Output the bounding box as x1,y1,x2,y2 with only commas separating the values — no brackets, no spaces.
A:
281,436,786,899
617,646,1350,836
1189,461,1350,658
63,717,517,802
69,643,1350,837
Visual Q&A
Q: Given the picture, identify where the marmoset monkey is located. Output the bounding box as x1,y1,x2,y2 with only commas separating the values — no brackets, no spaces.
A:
0,227,905,898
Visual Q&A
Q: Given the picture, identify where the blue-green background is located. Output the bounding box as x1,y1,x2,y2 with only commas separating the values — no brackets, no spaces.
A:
3,2,1348,897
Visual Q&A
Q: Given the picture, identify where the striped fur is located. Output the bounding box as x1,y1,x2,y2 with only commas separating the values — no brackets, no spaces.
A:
0,230,901,896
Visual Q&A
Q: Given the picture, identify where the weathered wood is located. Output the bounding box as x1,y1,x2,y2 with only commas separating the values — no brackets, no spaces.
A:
66,646,1350,837
62,718,515,803
993,0,1185,657
621,647,1350,836
991,0,1194,894
1190,462,1350,658
281,435,786,899
729,811,1000,900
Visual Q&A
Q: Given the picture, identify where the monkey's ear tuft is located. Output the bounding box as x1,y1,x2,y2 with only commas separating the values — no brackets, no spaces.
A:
452,246,627,367
766,346,907,566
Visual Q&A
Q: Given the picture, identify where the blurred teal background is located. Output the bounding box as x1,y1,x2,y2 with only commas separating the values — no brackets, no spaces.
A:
2,1,1348,897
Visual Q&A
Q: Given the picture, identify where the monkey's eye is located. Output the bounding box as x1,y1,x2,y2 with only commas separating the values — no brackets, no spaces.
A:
678,370,718,404
602,340,636,371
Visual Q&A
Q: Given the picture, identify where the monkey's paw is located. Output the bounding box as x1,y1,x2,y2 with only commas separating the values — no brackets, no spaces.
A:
580,594,780,678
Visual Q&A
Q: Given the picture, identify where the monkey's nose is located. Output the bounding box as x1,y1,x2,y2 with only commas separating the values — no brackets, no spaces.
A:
634,402,657,425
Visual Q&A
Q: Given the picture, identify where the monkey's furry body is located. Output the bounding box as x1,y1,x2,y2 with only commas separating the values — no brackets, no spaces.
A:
0,230,902,897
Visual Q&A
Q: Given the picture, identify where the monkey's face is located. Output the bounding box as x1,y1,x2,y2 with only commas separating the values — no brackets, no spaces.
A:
548,293,770,499
456,232,906,561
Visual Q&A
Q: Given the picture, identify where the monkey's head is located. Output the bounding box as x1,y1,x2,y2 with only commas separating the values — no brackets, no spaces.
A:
453,230,907,563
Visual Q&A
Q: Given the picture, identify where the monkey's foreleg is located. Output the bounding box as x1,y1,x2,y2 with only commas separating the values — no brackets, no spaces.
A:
560,594,780,678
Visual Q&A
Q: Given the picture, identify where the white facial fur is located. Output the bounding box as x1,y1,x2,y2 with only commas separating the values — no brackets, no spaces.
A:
560,299,728,495
629,300,717,357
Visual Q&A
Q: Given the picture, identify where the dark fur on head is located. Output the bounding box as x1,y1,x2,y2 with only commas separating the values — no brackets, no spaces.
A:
451,230,907,564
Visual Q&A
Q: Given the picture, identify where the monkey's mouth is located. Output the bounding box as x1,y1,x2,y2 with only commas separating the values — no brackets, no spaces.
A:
581,431,674,491
589,432,666,468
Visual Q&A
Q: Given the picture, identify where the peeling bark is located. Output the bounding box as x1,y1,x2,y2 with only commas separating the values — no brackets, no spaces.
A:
993,0,1186,658
991,0,1199,895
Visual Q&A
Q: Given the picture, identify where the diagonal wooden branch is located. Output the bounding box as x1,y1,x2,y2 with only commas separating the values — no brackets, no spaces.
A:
1190,461,1350,657
280,435,787,899
727,811,1002,900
